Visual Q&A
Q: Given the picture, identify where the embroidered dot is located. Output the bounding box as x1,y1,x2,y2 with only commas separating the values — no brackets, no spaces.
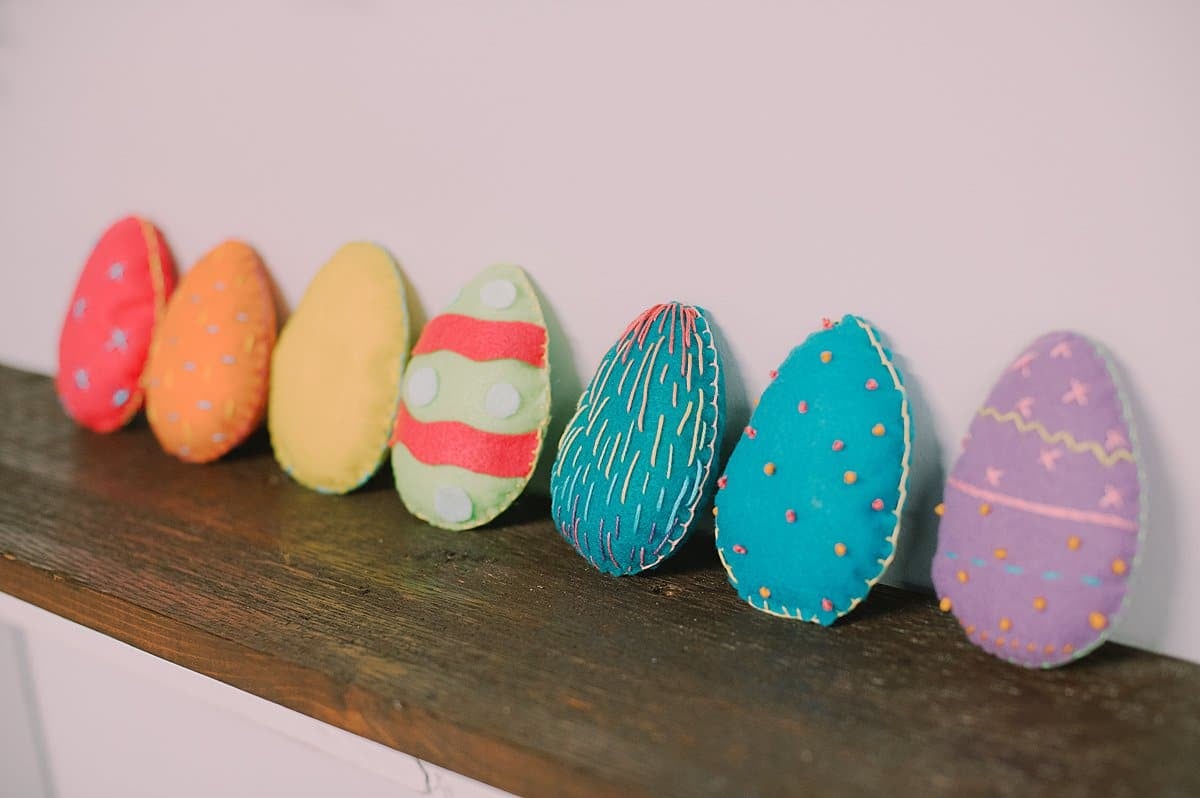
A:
821,597,834,612
183,361,197,372
480,279,518,309
107,262,125,280
717,475,728,489
236,311,249,322
979,631,990,642
999,617,1012,632
221,354,236,365
843,471,857,485
933,502,945,516
763,462,776,476
406,367,439,407
214,280,226,291
179,445,190,457
206,324,220,335
872,498,885,511
956,570,969,584
833,542,847,557
994,548,1008,560
1089,612,1108,631
785,509,797,523
74,369,90,390
1033,596,1047,611
189,294,201,304
820,351,832,364
1027,642,1037,652
111,388,130,407
1062,643,1075,655
196,400,213,411
768,369,778,380
712,506,718,517
745,425,757,439
1112,558,1127,575
865,378,879,391
1067,535,1081,551
72,298,87,318
965,625,975,635
166,411,180,423
732,544,747,555
872,423,886,437
212,432,226,443
939,597,952,612
1044,644,1055,655
434,485,473,523
979,503,992,516
485,382,521,418
831,439,845,452
995,637,1006,647
798,401,809,414
821,317,833,329
758,586,771,599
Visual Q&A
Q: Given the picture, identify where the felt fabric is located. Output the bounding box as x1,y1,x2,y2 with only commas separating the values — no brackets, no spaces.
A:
269,242,409,494
932,331,1142,668
56,216,176,432
143,240,277,463
551,302,726,576
715,315,912,624
391,264,551,530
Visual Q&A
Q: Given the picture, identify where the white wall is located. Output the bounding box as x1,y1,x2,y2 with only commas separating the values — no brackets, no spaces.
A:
1,2,1197,664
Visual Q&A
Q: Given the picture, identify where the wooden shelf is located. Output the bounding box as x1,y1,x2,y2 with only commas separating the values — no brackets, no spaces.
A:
1,364,1197,797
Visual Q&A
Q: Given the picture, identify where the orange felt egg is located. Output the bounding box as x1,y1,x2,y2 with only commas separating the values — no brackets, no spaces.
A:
144,240,277,463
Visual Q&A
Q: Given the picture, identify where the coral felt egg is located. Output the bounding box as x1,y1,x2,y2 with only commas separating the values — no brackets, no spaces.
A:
932,331,1143,668
390,264,551,530
269,242,410,494
56,216,176,432
143,240,277,463
551,302,726,575
715,315,912,624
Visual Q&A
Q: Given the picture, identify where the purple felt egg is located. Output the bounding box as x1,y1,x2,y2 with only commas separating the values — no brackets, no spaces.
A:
932,331,1143,668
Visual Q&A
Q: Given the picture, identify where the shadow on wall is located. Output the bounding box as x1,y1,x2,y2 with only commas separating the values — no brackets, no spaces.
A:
526,270,581,497
886,349,945,592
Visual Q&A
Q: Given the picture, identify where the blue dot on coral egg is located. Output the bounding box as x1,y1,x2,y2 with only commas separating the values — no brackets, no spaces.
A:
112,388,130,407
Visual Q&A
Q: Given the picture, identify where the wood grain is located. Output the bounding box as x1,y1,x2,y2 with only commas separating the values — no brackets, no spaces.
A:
0,364,1197,798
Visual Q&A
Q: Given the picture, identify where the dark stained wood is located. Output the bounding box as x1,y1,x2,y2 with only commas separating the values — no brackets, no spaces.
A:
0,364,1197,798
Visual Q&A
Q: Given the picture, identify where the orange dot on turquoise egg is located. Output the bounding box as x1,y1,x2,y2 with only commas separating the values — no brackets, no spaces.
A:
843,471,857,485
834,542,847,557
764,462,776,476
820,350,832,364
872,423,885,437
759,586,771,599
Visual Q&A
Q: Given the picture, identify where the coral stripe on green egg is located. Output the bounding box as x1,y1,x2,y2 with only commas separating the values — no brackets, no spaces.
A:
390,264,551,530
715,315,912,624
551,302,726,575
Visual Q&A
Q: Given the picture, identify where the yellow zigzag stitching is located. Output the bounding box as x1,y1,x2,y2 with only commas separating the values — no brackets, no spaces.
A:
978,407,1134,467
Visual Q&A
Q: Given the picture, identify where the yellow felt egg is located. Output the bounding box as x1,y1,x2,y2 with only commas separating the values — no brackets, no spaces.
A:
269,242,410,493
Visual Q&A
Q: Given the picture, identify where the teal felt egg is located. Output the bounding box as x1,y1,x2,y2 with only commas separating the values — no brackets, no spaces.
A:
551,302,726,575
715,315,913,624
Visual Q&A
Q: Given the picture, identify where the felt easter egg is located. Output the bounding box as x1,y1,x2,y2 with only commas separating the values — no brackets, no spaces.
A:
932,331,1142,668
551,302,726,575
390,264,550,530
56,216,176,432
270,243,410,494
144,241,277,463
715,315,912,624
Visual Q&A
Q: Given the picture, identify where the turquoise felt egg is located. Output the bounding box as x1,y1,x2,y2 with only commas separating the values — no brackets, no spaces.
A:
715,315,913,624
551,302,726,575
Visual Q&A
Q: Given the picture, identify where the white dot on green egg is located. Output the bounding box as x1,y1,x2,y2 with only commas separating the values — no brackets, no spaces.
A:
406,367,439,407
485,382,521,418
434,485,473,523
480,279,517,309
